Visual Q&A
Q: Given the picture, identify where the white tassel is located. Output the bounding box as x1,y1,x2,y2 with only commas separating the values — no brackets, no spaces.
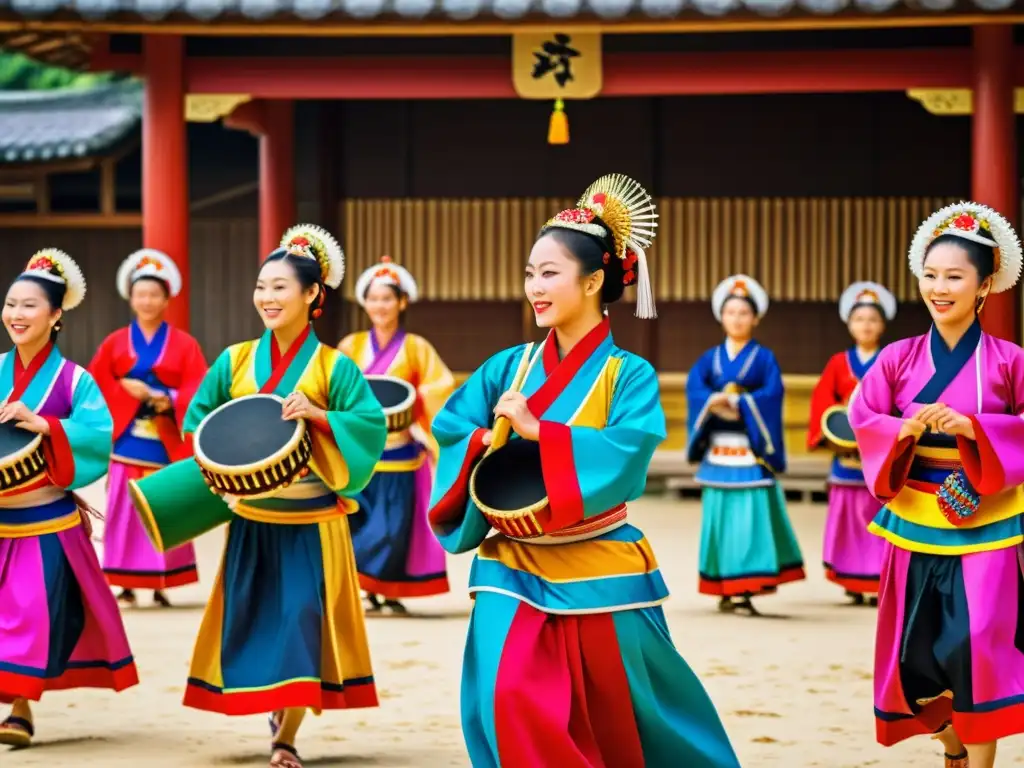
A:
633,247,657,319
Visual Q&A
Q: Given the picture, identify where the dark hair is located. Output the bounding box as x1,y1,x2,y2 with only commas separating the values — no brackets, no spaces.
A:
130,275,170,298
13,274,65,342
924,233,996,283
361,280,407,325
537,220,626,305
721,295,758,317
262,248,325,320
849,302,886,323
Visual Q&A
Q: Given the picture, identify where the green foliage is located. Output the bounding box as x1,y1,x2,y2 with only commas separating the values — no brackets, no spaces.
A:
0,50,128,90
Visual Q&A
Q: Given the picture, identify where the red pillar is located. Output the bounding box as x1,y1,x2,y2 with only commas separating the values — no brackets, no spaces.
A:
258,102,296,260
972,25,1020,343
142,35,190,331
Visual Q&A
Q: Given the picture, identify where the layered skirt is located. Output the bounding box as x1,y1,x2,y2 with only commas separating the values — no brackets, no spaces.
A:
874,542,1024,745
461,591,741,767
350,446,448,599
0,507,138,703
822,484,884,595
102,461,199,590
698,483,805,597
184,510,377,715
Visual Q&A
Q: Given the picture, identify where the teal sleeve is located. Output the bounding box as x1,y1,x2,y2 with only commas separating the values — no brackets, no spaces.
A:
324,353,388,495
182,348,233,434
44,370,114,491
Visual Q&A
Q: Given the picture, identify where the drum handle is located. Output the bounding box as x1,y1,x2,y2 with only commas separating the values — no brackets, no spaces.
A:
488,342,537,454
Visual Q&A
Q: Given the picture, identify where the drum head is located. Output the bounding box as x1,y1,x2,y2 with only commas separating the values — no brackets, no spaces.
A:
367,376,416,415
196,395,299,468
822,406,857,450
0,421,39,456
472,439,547,513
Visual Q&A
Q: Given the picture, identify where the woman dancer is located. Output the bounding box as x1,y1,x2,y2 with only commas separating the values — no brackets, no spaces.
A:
341,256,455,614
807,281,895,605
849,203,1024,768
178,225,386,768
687,275,805,615
0,249,137,748
428,175,740,767
89,248,208,607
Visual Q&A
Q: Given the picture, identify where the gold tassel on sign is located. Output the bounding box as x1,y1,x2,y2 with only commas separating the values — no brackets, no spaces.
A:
548,98,569,145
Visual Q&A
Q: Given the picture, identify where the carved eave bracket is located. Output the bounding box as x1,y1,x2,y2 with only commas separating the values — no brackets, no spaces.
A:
186,94,252,123
907,89,1024,116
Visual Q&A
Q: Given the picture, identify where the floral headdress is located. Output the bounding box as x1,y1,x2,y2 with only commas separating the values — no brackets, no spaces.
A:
279,223,345,290
21,248,86,311
838,281,896,323
909,202,1022,294
354,256,419,307
116,248,182,300
543,173,659,319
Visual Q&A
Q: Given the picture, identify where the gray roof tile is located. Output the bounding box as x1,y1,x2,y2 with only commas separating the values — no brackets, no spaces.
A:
0,82,141,163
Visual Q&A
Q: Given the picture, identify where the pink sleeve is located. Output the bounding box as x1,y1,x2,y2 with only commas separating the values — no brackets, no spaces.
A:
958,349,1024,495
848,346,916,502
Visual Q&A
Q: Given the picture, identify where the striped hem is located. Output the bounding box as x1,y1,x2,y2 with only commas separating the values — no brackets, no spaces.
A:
358,572,449,599
698,564,806,597
104,565,199,590
183,676,378,715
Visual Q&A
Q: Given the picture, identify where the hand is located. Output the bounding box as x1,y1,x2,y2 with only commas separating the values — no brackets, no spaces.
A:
493,390,540,441
0,401,49,434
912,403,948,432
481,430,494,447
220,493,241,512
711,404,741,422
708,392,732,409
281,391,326,423
121,378,152,401
934,407,976,440
149,394,172,413
897,418,927,443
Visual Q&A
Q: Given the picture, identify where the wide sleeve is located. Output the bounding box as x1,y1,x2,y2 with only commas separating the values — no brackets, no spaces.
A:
807,354,841,451
181,348,234,436
409,335,456,460
307,352,388,496
736,349,787,473
848,345,915,501
538,356,665,529
685,350,717,464
170,333,209,429
86,331,136,442
43,369,114,491
958,345,1024,495
427,346,525,554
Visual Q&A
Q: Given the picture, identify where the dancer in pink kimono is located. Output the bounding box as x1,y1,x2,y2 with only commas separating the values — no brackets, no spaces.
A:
849,202,1024,768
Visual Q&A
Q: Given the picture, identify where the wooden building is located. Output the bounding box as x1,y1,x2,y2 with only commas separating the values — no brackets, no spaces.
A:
0,9,1022,457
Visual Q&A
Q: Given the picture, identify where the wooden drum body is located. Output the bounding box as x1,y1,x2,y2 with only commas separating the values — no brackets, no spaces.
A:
193,394,313,499
366,375,416,433
821,405,859,455
0,422,45,491
469,438,551,538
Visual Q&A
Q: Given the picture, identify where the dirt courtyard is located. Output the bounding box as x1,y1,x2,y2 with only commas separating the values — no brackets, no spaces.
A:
7,485,1024,767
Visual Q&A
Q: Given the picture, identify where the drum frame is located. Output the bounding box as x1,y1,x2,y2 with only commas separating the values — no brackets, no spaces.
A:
365,375,417,433
0,429,45,491
193,393,313,498
821,404,858,453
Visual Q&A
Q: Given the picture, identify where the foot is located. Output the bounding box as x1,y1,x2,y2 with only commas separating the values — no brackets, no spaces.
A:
846,590,866,606
364,593,382,613
270,742,302,768
868,596,879,607
153,591,172,608
384,599,408,615
117,589,137,607
717,597,735,613
733,596,761,616
0,716,34,748
268,710,283,738
945,750,969,768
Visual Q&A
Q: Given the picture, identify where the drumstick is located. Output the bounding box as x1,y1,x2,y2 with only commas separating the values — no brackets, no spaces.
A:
489,343,537,453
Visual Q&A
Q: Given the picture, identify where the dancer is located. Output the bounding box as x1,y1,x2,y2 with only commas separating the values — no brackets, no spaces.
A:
687,275,805,615
89,248,208,607
177,225,386,768
850,203,1024,768
428,175,740,767
0,249,137,748
807,281,895,605
340,256,455,614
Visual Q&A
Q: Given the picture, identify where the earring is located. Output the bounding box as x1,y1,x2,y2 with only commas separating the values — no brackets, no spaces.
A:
976,294,988,314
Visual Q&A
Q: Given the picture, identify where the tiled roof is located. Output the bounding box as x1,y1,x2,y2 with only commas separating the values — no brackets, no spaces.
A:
0,0,1018,20
0,81,141,163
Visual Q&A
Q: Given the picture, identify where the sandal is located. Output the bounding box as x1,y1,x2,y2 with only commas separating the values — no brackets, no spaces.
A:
153,591,172,608
384,599,408,615
944,751,969,768
270,741,302,768
733,596,762,617
364,593,382,613
717,597,735,613
117,589,137,607
0,716,34,748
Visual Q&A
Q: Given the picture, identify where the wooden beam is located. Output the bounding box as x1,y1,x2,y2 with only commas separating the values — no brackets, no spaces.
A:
34,175,49,214
0,213,141,228
99,157,116,215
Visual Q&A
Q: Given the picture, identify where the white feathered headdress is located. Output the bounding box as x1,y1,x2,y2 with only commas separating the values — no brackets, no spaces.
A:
116,248,182,300
21,248,87,311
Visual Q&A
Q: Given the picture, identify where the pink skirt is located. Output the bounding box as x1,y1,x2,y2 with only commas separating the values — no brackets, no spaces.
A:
0,522,139,703
874,542,1024,746
102,461,198,590
822,484,884,594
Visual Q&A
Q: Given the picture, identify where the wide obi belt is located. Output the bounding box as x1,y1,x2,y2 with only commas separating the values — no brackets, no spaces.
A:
374,440,425,474
706,432,756,468
233,475,356,525
869,443,1024,555
0,486,79,538
112,415,171,467
694,426,774,488
494,504,628,544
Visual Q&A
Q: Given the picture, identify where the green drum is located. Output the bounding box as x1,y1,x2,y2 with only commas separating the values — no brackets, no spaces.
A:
128,457,233,553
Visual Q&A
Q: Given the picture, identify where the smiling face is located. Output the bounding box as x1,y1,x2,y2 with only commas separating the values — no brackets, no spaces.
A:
524,235,602,329
253,258,319,332
720,297,757,340
364,282,407,330
129,277,169,325
3,278,60,349
920,241,990,329
847,304,885,347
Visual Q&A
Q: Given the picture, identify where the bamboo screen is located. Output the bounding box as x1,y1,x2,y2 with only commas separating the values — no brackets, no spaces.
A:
341,196,955,304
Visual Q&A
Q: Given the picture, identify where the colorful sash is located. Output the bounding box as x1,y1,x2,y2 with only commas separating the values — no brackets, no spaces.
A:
364,329,406,376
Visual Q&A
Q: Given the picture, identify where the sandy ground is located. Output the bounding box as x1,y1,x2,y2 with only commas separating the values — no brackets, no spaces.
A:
6,484,1024,768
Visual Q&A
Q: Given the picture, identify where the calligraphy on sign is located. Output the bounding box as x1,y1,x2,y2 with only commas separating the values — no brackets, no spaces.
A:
512,32,602,100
